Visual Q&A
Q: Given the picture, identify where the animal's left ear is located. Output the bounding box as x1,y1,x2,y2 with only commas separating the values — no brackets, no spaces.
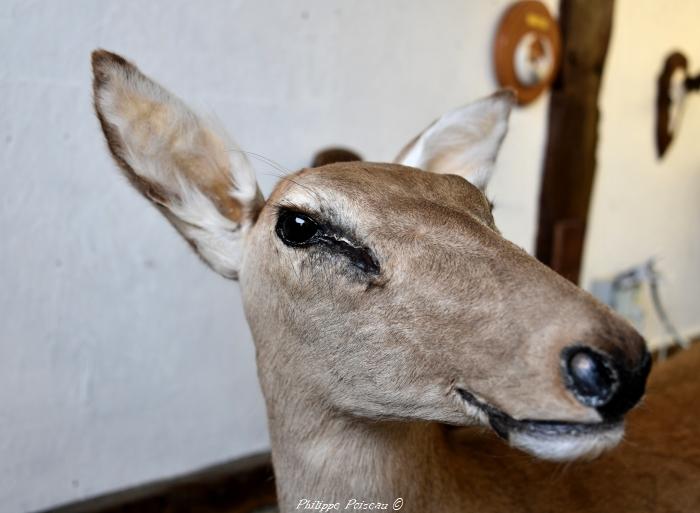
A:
394,91,514,191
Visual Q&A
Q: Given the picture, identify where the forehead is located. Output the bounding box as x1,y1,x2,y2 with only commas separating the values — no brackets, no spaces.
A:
267,162,489,218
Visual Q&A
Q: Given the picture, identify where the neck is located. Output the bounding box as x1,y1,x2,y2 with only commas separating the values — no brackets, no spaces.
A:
259,366,463,513
246,309,502,513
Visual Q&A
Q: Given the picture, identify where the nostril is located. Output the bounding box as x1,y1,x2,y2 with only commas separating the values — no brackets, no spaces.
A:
596,349,652,421
562,347,619,408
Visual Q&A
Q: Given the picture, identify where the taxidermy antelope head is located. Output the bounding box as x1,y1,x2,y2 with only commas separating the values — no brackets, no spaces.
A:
92,50,651,511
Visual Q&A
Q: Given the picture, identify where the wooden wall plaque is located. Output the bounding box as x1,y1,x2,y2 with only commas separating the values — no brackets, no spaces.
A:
494,1,562,105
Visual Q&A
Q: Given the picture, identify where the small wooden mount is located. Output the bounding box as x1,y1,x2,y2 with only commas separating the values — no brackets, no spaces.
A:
656,51,700,158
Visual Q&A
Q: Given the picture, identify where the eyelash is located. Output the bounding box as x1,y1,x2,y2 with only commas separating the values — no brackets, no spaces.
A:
275,207,380,275
316,232,380,275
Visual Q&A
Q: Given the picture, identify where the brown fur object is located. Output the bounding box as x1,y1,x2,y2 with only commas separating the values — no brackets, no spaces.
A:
311,147,362,168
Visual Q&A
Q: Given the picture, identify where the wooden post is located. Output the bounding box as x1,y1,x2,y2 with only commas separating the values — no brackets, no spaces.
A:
535,0,615,284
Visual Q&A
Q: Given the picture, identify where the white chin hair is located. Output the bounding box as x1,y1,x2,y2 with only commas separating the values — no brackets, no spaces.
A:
509,425,625,462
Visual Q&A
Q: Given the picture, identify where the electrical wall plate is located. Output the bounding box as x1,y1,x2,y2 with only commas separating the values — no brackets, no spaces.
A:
493,1,562,106
591,260,689,351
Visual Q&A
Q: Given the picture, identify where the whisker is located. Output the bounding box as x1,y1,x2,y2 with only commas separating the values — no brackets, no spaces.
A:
278,176,324,200
228,148,291,177
228,147,322,202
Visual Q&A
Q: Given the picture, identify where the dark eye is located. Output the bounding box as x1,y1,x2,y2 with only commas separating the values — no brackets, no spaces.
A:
275,211,320,246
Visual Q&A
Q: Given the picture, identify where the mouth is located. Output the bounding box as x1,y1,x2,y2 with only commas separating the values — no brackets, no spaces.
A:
457,388,624,461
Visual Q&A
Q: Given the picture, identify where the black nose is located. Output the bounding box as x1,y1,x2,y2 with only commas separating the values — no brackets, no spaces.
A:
562,346,652,420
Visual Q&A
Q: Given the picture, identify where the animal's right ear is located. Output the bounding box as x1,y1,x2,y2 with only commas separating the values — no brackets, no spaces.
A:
92,50,264,279
394,91,514,192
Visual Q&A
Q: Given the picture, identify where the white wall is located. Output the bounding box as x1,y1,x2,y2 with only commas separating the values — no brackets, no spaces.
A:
0,1,553,511
582,0,700,348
